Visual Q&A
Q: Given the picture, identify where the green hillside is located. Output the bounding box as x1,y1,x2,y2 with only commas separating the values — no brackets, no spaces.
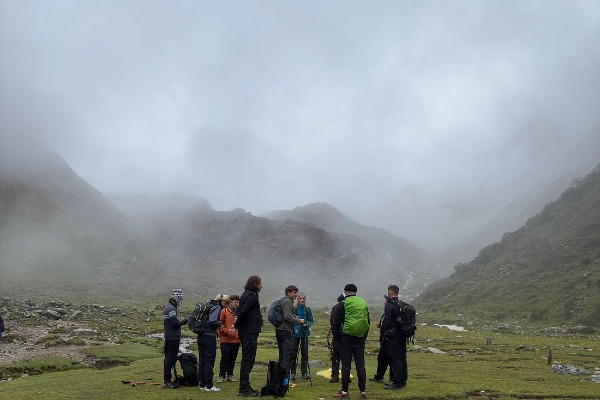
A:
416,164,600,327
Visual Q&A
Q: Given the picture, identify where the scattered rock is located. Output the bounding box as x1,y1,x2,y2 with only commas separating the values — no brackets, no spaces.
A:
73,328,98,336
550,363,588,375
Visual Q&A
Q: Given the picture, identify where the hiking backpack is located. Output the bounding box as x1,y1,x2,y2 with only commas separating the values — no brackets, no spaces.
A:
394,300,417,343
188,301,211,334
177,353,199,387
260,360,288,397
342,296,369,337
267,299,284,328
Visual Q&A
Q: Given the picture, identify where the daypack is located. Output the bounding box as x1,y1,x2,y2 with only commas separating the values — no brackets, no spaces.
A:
394,300,417,343
267,299,284,327
177,353,199,387
188,301,211,334
342,296,369,337
260,360,288,397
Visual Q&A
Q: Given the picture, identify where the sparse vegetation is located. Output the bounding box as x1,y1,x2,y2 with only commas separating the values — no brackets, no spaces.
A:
1,301,599,399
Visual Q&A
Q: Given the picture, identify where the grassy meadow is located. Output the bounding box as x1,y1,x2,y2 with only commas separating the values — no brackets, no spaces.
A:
0,301,599,400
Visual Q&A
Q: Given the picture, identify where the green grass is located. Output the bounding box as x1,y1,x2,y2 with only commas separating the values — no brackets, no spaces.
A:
1,319,599,400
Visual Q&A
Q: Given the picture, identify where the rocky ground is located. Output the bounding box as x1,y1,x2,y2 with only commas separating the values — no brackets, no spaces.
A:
0,320,96,366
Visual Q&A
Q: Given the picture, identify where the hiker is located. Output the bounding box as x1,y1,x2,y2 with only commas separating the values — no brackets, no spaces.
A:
234,275,263,397
276,285,305,381
291,292,314,380
332,284,370,399
217,294,240,383
369,295,392,385
382,284,408,390
0,314,4,342
328,293,345,383
162,288,188,389
196,294,223,392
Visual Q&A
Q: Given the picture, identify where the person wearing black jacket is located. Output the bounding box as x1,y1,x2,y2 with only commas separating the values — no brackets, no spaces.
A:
234,275,263,397
162,288,188,389
381,284,407,390
328,293,345,383
331,284,370,399
370,296,392,384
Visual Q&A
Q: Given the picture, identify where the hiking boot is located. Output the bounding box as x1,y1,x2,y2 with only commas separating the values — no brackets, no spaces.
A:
368,377,384,383
227,375,238,382
238,387,259,397
302,373,310,379
329,377,339,383
384,383,405,390
162,381,178,389
216,376,225,383
333,391,349,398
203,385,221,392
359,391,368,399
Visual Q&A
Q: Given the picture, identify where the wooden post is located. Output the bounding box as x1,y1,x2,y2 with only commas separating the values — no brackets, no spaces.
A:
547,348,553,365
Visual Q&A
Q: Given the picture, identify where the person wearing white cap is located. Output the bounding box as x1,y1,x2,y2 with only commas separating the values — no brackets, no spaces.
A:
162,288,188,389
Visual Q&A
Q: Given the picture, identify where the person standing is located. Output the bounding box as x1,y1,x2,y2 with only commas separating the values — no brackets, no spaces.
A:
217,294,240,383
382,284,408,390
162,288,188,389
369,295,391,384
328,293,345,383
332,284,370,399
291,292,314,380
197,294,223,392
234,275,263,397
276,285,304,381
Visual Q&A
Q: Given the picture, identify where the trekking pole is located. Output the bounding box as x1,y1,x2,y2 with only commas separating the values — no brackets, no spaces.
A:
303,326,313,387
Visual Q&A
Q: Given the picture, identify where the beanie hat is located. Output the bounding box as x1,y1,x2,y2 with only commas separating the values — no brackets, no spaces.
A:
344,283,358,292
171,288,183,305
337,293,345,303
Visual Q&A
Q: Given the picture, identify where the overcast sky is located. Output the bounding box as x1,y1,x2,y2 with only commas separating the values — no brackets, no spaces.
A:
1,1,599,254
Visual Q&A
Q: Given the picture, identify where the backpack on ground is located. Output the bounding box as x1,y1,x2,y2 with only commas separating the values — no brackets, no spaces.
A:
260,360,288,397
394,300,417,343
177,352,199,387
188,301,211,334
267,298,284,328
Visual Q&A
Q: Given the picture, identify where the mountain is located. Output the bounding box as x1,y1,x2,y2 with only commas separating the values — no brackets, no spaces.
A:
263,202,440,289
0,145,414,298
0,142,124,233
415,164,600,327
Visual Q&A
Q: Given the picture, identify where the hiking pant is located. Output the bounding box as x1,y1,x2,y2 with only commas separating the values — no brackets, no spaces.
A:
330,337,340,379
219,342,240,378
163,339,180,383
291,336,309,376
197,334,217,388
339,335,366,392
374,338,390,380
239,333,259,389
276,329,294,378
385,335,407,385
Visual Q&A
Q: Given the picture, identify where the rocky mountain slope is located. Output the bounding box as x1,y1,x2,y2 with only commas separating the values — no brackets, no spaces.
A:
416,164,600,327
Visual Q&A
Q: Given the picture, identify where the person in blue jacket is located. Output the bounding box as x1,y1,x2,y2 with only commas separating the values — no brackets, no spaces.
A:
290,292,314,380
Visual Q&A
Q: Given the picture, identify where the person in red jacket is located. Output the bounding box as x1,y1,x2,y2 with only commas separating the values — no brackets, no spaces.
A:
217,294,240,383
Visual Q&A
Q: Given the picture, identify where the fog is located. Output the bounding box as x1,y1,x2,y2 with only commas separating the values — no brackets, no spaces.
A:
1,1,599,257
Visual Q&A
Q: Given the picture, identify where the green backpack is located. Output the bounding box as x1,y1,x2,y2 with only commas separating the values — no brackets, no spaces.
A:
342,296,369,337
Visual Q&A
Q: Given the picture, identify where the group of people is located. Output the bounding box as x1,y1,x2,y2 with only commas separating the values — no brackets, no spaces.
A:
163,276,410,398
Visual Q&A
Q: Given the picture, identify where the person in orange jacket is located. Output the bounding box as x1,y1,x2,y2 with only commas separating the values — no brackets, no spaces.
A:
217,294,241,383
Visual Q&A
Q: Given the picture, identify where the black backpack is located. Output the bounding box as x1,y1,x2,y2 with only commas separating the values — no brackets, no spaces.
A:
394,300,417,343
188,301,212,334
177,353,199,387
260,360,288,397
